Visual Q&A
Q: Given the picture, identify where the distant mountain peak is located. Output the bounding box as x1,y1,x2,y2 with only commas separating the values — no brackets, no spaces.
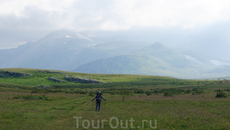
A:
150,42,164,47
44,30,93,41
143,42,167,50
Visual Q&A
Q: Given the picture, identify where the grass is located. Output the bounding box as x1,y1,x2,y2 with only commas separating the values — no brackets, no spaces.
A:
13,95,52,101
0,68,230,129
0,91,230,129
0,68,175,85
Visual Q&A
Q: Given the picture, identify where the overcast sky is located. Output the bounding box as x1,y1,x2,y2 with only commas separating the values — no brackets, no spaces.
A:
1,0,230,58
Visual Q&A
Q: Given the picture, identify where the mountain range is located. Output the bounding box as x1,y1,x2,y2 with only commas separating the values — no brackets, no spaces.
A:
0,30,230,79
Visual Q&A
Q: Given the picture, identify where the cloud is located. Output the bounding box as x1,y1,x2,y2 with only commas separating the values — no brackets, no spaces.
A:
1,0,230,52
1,0,230,31
122,0,230,28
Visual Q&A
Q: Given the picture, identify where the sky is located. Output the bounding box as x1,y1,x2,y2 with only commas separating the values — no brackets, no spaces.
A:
0,0,230,58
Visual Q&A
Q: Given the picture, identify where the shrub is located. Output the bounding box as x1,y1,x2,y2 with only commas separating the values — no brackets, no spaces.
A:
184,89,192,94
192,89,205,95
192,88,198,91
215,92,228,98
153,89,159,94
214,89,222,92
195,90,205,94
164,92,173,96
146,93,152,96
134,89,145,94
146,91,152,96
215,89,230,92
224,89,230,92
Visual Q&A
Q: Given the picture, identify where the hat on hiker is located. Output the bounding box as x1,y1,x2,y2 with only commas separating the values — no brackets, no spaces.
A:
95,91,102,95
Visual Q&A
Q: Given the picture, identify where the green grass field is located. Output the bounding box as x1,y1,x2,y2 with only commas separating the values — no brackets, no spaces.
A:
0,68,230,129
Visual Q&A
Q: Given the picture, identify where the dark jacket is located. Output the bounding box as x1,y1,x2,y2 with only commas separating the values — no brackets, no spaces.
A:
92,95,106,102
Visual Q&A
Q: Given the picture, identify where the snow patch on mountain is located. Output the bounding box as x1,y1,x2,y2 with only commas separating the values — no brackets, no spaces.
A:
76,33,93,41
184,55,204,65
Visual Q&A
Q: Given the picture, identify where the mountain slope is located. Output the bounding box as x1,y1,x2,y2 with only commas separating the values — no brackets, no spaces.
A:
73,43,205,78
0,31,154,71
68,41,153,70
0,30,96,70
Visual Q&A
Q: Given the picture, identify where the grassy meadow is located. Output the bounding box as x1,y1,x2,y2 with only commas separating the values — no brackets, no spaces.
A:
0,68,230,130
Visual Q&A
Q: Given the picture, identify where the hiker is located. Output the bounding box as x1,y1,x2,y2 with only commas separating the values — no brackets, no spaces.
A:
92,91,106,111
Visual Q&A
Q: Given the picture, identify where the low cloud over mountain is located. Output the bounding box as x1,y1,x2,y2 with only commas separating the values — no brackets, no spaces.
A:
0,30,229,79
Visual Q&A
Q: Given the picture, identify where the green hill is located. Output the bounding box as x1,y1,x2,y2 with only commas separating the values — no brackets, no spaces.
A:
74,43,230,79
0,68,176,87
74,43,204,78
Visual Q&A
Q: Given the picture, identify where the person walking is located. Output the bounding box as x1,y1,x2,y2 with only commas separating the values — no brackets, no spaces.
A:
92,91,106,111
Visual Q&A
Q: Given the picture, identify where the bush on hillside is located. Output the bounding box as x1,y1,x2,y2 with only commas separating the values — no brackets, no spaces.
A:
195,90,205,94
184,89,192,94
164,92,173,96
146,91,152,96
214,89,222,92
134,89,145,94
215,92,228,98
214,89,230,92
192,89,205,95
192,88,198,91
